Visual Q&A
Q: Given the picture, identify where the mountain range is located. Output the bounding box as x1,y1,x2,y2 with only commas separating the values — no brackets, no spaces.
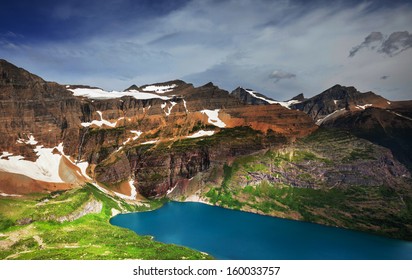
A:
0,59,411,244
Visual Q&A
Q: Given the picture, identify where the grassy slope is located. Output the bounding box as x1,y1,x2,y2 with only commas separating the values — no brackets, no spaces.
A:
203,129,412,240
0,184,211,260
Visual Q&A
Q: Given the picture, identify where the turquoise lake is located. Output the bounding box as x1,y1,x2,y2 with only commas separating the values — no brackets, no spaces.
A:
110,201,412,259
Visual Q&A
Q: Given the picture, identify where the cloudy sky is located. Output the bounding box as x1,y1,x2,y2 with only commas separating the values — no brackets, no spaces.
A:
1,0,411,100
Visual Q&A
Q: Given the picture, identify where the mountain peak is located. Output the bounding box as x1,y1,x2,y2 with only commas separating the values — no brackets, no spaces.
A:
291,84,389,121
230,87,272,105
289,93,305,102
0,59,44,86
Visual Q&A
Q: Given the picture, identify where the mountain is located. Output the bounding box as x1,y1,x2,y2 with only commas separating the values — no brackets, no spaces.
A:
290,84,390,123
1,59,411,246
286,84,412,171
320,105,412,171
230,87,302,108
0,59,316,198
230,87,276,105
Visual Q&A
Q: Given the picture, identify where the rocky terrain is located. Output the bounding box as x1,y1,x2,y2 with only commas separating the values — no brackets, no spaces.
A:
1,58,411,241
0,59,316,198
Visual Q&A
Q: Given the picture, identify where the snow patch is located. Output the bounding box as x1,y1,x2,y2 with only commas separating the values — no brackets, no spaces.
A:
142,84,177,93
0,152,13,159
17,134,38,145
183,99,188,113
187,130,215,138
167,183,178,195
129,179,137,199
75,161,92,180
57,142,91,180
316,108,346,125
0,145,64,183
244,89,300,109
81,111,118,128
333,100,338,105
141,140,158,145
387,101,391,105
114,179,137,200
356,104,373,110
200,109,226,128
387,110,412,121
69,88,170,100
0,192,22,197
121,130,143,147
131,130,143,140
165,101,177,116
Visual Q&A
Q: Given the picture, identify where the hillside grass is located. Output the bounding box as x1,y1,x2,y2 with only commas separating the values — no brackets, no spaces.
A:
0,184,211,260
204,129,412,240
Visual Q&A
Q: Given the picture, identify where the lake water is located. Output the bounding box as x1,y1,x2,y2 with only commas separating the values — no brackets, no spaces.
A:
110,201,412,259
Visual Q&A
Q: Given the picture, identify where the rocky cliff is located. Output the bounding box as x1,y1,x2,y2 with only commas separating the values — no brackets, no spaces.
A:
290,84,389,122
0,59,316,198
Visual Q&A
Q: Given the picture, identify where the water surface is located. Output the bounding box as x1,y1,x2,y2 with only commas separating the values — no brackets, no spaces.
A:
110,202,412,259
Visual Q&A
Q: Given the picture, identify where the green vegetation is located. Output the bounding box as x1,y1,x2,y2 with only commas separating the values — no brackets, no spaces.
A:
206,180,412,240
0,184,212,260
189,121,216,133
202,128,412,240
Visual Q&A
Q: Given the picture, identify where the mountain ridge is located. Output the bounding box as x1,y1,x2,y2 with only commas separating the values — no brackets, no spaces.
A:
0,59,316,197
1,58,412,244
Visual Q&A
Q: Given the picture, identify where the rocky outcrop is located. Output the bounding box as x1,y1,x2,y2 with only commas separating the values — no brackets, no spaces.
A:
230,87,273,105
56,198,102,222
290,84,389,121
321,107,412,171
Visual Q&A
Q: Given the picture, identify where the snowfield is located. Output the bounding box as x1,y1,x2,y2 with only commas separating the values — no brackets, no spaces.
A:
186,130,215,138
0,142,92,183
69,88,171,100
200,109,226,128
81,111,120,128
0,145,64,183
355,104,373,110
142,84,177,93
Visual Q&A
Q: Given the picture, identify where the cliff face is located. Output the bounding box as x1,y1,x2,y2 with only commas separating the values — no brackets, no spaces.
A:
290,84,389,121
0,59,316,197
230,87,273,105
0,60,82,156
288,84,412,171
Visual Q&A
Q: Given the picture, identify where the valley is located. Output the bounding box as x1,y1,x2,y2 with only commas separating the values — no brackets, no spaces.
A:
0,59,411,259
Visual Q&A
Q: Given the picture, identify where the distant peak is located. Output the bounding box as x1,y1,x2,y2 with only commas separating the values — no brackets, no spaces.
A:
202,82,215,87
125,84,139,91
289,93,305,102
0,58,44,86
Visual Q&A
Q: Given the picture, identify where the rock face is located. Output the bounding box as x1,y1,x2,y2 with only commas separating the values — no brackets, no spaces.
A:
290,84,389,121
288,84,412,171
0,59,82,156
230,87,274,105
321,106,412,171
1,59,410,202
0,59,317,197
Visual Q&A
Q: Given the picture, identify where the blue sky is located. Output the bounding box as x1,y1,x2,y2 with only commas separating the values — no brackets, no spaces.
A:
1,0,411,100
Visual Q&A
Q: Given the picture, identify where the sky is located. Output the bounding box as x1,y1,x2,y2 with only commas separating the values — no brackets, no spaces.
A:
1,0,411,101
